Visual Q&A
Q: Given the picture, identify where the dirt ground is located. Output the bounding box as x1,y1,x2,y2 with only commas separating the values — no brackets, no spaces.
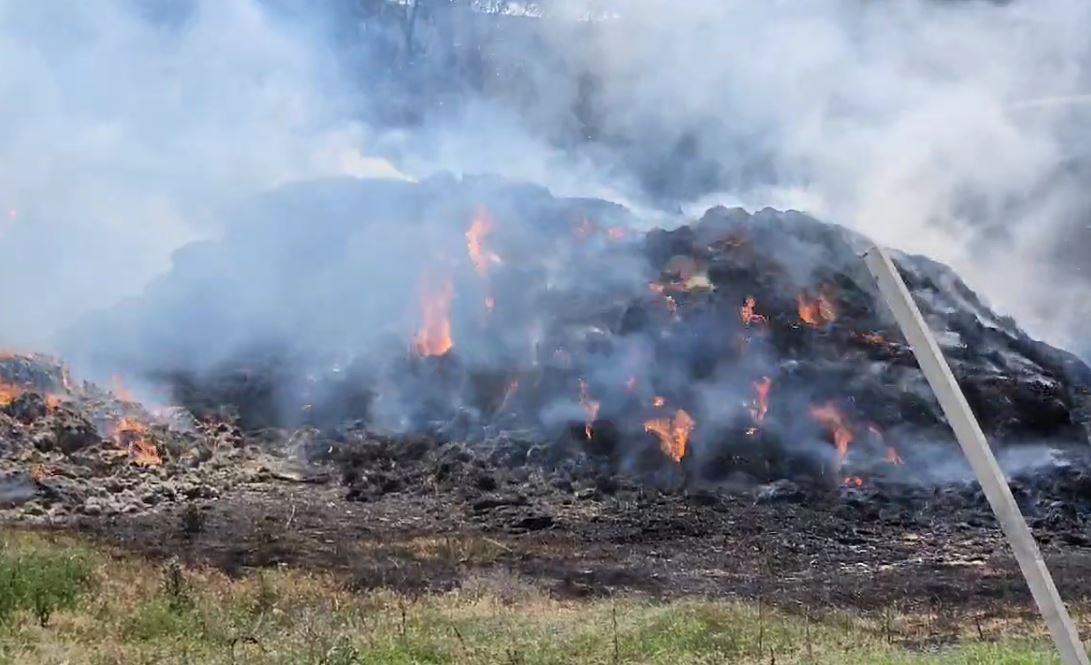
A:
60,467,1091,628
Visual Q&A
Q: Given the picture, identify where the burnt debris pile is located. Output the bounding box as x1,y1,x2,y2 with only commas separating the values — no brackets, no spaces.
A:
59,175,1091,491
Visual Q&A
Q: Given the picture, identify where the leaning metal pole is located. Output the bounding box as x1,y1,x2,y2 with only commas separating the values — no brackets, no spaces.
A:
864,245,1089,665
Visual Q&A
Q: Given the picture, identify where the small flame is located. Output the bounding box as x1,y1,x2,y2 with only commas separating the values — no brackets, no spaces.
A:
644,408,695,463
412,276,455,357
112,374,136,402
29,463,49,481
739,296,768,326
886,447,904,465
111,417,162,468
466,209,501,276
844,476,864,488
750,376,772,424
798,292,837,327
578,379,600,439
497,379,520,414
810,402,853,461
607,226,627,241
652,395,667,408
859,332,888,346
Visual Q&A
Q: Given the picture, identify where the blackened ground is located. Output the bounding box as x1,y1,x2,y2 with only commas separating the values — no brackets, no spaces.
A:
65,433,1091,631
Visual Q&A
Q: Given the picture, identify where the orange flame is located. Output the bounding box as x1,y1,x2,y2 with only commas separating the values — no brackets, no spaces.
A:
810,402,853,461
798,292,837,327
652,395,667,409
0,382,22,406
644,408,695,463
867,424,904,465
466,209,500,276
0,381,64,410
751,377,772,423
859,332,888,346
607,226,627,241
412,277,454,357
112,373,136,402
578,379,600,439
844,476,864,488
112,418,162,467
739,296,768,326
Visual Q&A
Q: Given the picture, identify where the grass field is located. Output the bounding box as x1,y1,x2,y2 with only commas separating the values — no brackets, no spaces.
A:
0,530,1069,664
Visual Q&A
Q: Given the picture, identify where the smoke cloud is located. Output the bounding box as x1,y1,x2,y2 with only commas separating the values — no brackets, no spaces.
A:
2,0,1090,361
0,0,402,349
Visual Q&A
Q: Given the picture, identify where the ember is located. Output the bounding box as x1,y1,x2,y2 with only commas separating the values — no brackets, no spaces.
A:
644,408,694,463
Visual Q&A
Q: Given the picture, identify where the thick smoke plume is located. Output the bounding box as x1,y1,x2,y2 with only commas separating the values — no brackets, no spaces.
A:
3,0,1091,360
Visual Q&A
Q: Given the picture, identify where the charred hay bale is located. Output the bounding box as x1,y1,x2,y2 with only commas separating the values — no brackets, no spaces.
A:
0,353,67,394
3,391,48,424
39,411,101,454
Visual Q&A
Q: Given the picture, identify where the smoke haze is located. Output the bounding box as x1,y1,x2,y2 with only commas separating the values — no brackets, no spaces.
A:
1,0,1090,357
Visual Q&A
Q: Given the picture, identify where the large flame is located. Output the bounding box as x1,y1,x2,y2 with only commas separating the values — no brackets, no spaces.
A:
412,276,455,357
466,209,500,276
644,408,694,463
810,402,853,460
739,296,768,326
578,379,600,439
798,292,837,327
112,417,162,468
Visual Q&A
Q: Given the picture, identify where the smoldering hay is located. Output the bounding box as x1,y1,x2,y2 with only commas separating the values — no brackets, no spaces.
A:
60,174,1091,486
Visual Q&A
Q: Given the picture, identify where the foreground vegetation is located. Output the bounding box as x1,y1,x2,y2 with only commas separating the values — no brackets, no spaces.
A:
0,530,1069,664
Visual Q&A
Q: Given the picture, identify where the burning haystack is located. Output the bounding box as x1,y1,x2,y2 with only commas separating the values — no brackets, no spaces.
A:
61,175,1091,491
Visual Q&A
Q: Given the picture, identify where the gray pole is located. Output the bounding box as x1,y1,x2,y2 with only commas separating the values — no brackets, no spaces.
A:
864,245,1088,665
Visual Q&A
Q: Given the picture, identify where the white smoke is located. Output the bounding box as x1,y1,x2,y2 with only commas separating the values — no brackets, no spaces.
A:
518,0,1091,351
3,0,1091,360
0,1,402,349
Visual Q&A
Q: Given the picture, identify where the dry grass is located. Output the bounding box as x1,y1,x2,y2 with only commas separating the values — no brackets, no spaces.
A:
0,529,1074,664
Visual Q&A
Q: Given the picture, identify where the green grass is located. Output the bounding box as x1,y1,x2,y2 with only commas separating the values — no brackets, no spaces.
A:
0,530,1074,664
0,538,95,627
